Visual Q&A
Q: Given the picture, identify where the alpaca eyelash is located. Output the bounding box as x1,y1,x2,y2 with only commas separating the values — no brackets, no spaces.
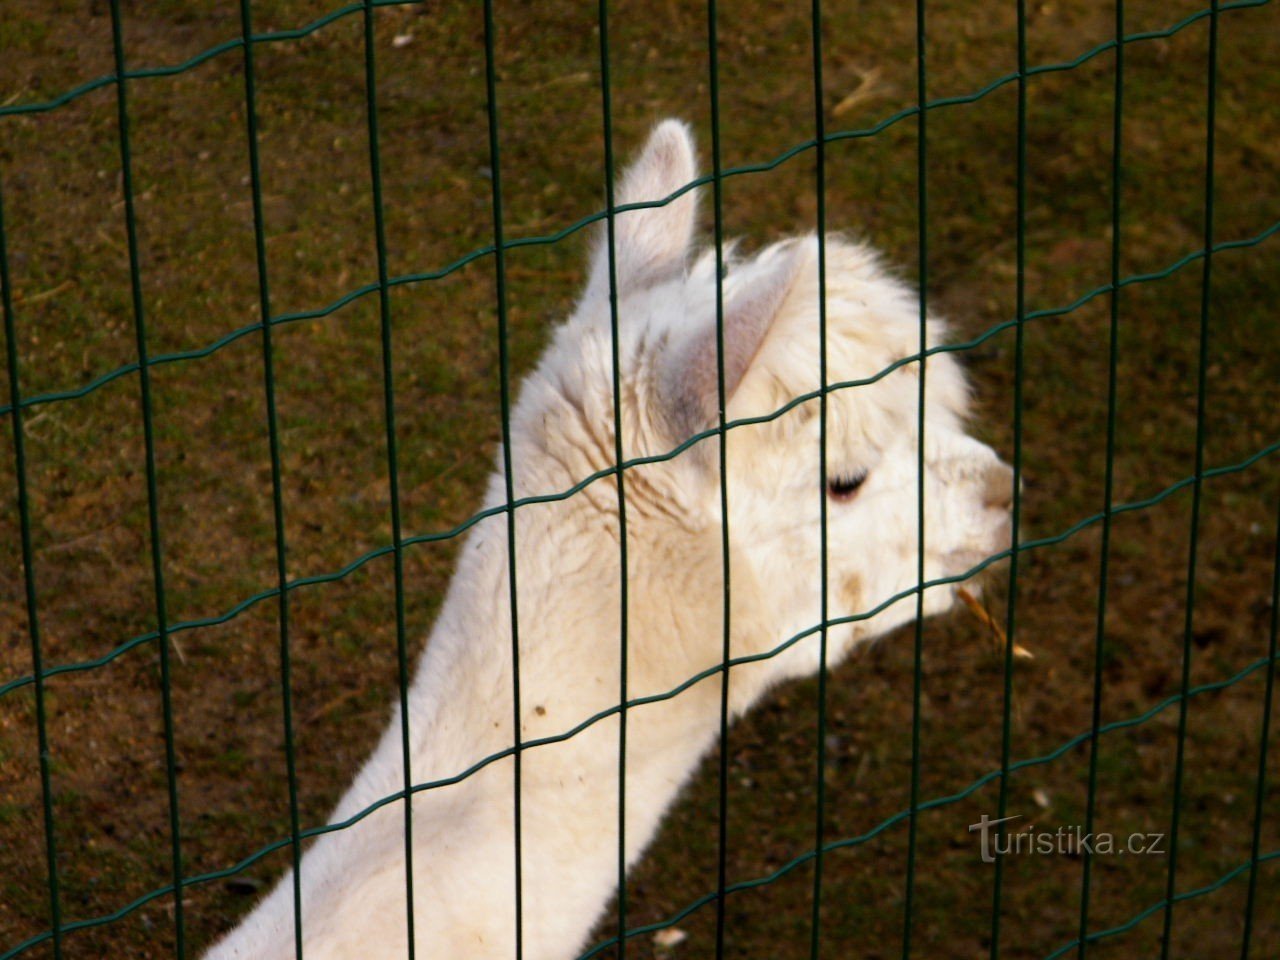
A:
827,471,868,501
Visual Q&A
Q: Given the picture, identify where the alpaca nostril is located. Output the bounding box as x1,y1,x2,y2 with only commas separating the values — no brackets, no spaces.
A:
983,462,1016,511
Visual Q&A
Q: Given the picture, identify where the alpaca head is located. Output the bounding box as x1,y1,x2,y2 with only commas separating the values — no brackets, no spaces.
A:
513,120,1012,668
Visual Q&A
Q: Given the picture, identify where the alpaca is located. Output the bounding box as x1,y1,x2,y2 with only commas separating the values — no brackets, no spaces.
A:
203,120,1013,960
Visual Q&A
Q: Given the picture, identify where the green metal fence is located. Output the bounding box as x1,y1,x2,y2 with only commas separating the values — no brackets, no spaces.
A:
1,0,1277,957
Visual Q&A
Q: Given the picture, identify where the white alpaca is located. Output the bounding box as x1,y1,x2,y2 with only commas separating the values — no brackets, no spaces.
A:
204,120,1013,960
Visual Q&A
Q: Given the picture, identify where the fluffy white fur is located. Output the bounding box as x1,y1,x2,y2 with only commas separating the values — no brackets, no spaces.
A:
204,120,1013,960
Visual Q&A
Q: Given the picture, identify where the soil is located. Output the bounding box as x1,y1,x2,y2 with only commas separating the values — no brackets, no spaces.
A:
1,1,1276,958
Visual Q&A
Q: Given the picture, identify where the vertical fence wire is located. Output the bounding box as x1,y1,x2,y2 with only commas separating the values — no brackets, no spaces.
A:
1161,3,1220,953
3,3,1278,957
808,2,832,958
106,3,187,954
234,4,307,956
479,5,524,957
989,0,1031,954
902,0,929,953
0,189,64,960
593,4,632,958
359,5,417,957
1239,498,1279,958
704,3,735,958
1076,2,1126,954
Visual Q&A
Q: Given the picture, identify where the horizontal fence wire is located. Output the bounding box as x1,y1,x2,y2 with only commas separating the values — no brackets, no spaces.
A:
1042,853,1280,960
0,0,1263,124
2,0,1276,957
2,429,1277,958
0,0,1269,421
1,211,1275,427
3,224,1277,702
0,0,428,119
5,640,1275,960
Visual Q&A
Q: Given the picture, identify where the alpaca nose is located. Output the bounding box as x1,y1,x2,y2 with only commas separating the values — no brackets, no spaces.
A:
983,461,1016,511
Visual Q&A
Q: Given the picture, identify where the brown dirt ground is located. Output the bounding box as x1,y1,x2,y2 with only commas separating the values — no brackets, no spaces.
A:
1,1,1277,958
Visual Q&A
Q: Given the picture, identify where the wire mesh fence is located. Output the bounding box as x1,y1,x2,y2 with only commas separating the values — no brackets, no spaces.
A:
1,0,1277,958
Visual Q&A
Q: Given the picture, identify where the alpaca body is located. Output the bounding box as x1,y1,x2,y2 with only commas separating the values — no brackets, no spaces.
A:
208,446,782,960
205,120,1013,959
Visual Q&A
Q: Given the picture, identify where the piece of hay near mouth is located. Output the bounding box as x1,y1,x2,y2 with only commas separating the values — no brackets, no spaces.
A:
957,586,1034,660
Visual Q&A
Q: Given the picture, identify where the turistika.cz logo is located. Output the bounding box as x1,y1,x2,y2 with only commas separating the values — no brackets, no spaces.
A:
968,814,1167,864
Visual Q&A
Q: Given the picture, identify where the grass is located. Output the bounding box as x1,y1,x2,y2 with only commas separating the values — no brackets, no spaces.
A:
1,0,1278,958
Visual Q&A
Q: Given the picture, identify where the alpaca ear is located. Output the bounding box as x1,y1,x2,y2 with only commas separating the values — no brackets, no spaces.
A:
667,240,812,434
585,120,698,300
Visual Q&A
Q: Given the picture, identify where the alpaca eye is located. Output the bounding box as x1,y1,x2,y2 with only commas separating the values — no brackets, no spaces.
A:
827,471,867,501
